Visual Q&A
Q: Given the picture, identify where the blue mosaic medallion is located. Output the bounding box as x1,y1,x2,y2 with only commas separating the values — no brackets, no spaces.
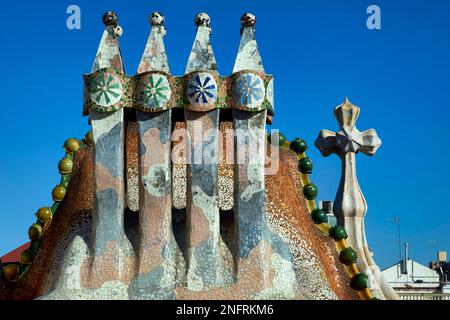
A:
232,73,266,110
186,72,218,107
89,71,123,108
137,73,171,110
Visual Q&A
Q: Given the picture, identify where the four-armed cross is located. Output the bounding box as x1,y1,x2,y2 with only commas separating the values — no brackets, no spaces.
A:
315,97,381,225
315,98,396,299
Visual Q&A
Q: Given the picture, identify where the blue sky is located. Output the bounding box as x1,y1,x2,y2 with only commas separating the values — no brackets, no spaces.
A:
0,0,449,269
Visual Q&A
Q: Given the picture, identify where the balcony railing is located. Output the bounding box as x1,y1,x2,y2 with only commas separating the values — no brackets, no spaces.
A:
399,293,450,300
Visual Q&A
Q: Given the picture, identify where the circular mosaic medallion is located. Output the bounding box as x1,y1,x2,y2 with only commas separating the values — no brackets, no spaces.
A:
89,71,123,108
137,73,172,110
186,73,218,107
232,73,266,110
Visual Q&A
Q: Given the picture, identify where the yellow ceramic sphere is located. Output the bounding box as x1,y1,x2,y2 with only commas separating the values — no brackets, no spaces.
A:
28,224,43,240
52,186,66,202
36,207,52,222
84,131,94,146
64,138,80,153
2,264,19,281
58,158,73,174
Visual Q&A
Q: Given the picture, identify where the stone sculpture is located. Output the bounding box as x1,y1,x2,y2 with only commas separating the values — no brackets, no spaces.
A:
315,98,398,300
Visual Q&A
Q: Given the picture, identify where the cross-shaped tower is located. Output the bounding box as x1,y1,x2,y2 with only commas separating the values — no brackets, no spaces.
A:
315,98,398,299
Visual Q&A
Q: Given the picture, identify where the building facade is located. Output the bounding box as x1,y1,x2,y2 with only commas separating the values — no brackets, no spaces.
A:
382,258,450,300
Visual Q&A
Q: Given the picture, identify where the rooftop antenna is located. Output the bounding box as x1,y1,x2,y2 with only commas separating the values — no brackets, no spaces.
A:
387,216,402,263
428,240,440,263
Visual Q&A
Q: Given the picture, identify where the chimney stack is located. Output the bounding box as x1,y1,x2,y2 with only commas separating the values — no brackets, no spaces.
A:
400,242,409,275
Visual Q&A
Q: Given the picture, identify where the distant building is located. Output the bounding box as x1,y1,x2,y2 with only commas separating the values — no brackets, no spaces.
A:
318,200,337,227
383,259,440,294
429,251,449,294
382,245,450,300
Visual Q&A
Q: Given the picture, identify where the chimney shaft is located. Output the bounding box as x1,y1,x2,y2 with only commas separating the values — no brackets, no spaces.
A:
404,242,409,274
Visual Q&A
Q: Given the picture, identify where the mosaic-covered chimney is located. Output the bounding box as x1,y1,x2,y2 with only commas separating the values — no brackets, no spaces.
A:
42,11,304,299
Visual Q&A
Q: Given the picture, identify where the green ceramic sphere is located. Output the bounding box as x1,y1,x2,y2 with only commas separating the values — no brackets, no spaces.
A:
329,225,348,241
350,273,369,291
36,207,52,222
339,247,358,265
268,132,287,146
84,131,94,146
279,134,287,145
64,138,80,154
20,249,34,265
290,138,308,154
311,209,327,224
58,158,73,174
299,157,313,174
52,186,66,202
28,224,43,240
303,183,318,200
